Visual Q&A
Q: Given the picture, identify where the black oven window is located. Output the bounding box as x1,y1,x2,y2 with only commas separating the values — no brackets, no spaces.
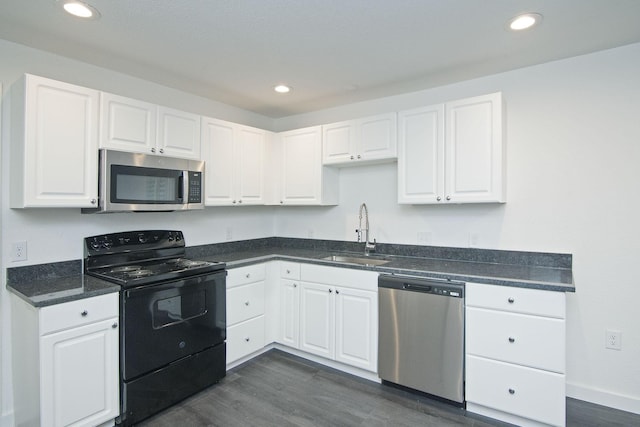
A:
153,290,207,329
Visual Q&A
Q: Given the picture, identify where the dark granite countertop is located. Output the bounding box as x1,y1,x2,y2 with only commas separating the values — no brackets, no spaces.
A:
6,237,574,308
187,238,575,292
6,260,120,307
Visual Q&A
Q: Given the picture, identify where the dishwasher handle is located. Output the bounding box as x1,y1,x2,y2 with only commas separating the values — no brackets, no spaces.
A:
378,274,464,298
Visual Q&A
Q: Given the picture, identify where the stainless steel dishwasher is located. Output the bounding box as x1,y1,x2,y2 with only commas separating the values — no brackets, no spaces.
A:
378,274,465,404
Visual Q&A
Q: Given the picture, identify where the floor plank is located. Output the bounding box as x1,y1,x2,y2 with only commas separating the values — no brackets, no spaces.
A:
138,350,639,427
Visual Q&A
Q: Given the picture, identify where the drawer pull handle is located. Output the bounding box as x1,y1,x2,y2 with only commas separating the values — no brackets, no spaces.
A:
508,388,516,395
245,337,250,342
245,301,250,306
81,310,88,317
508,297,515,303
508,337,515,343
112,322,118,329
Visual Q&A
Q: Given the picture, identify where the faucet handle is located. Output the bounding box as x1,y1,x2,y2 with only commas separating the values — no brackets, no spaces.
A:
355,228,362,242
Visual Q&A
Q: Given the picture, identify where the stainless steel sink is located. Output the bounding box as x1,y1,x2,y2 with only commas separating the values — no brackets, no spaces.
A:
322,254,391,266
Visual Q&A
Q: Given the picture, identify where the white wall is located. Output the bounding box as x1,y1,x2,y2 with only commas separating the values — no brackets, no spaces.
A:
0,39,277,426
275,43,640,413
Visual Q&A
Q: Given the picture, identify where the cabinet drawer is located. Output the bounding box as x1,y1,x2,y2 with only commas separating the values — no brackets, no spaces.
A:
280,261,300,280
227,316,265,363
227,282,265,325
466,355,565,427
466,307,565,373
466,283,565,318
227,264,266,288
40,293,119,335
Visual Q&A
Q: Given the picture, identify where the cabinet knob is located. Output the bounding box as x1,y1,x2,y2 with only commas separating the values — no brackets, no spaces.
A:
246,273,250,278
238,200,243,204
232,200,237,204
81,310,88,317
446,195,451,201
286,269,291,274
151,148,156,153
357,155,361,159
508,388,516,395
436,196,442,202
336,289,340,294
159,148,164,154
245,337,250,342
280,201,284,204
508,337,515,343
293,283,297,288
329,289,333,293
90,199,97,205
112,322,118,329
508,297,515,303
350,155,354,160
245,301,250,306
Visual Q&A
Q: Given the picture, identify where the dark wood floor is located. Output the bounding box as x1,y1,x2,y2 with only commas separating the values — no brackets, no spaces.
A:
139,349,640,427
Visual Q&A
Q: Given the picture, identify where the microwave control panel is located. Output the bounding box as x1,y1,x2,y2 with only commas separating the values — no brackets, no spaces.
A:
188,171,202,203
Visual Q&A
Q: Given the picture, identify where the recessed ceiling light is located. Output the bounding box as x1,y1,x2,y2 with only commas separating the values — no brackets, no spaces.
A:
508,13,542,31
274,85,291,94
60,1,100,19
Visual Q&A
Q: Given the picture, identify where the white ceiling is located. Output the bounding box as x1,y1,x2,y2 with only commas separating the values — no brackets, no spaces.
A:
1,0,640,118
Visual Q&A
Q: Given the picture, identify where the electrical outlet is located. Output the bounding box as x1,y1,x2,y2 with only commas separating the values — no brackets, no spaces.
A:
12,241,28,262
605,329,622,350
225,227,233,241
469,232,480,248
417,232,432,245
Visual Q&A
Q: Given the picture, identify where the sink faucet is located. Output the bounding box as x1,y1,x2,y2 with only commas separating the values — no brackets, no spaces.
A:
356,203,376,255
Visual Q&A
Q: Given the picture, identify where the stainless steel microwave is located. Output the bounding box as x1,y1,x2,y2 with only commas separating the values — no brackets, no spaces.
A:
83,149,205,213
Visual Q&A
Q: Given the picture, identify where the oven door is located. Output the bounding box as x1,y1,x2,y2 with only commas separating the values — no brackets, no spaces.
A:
121,270,226,381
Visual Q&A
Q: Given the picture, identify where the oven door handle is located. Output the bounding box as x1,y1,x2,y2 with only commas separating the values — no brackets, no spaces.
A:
178,171,186,202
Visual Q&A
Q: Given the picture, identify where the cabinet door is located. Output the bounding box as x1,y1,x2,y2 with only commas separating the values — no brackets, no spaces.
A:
358,113,397,162
157,106,201,159
445,93,504,203
17,75,99,207
279,280,300,348
236,126,265,205
299,282,335,359
279,126,322,204
335,287,377,372
322,120,354,164
40,318,119,427
100,92,157,154
398,104,445,204
201,118,236,205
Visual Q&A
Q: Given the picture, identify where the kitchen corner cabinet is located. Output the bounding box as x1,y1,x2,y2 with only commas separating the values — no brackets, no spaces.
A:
10,74,99,208
273,126,339,205
465,283,566,427
11,293,120,427
100,92,201,160
201,117,267,206
398,92,505,204
279,263,378,372
322,113,397,166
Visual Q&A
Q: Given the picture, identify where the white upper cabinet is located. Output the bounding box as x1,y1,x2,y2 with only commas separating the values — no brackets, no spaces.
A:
273,126,339,205
11,74,99,208
157,106,201,159
100,92,157,154
201,117,266,206
322,113,397,166
100,93,201,160
398,92,505,204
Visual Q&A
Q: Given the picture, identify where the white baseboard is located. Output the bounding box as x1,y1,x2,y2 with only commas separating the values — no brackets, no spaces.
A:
566,382,640,415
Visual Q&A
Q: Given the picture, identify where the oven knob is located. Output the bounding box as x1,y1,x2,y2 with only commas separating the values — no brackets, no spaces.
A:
175,234,182,241
90,239,100,250
179,341,186,349
138,235,148,243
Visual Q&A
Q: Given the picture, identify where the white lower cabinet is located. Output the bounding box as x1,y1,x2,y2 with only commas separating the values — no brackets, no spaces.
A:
465,283,566,427
279,263,378,373
11,293,120,427
226,264,267,364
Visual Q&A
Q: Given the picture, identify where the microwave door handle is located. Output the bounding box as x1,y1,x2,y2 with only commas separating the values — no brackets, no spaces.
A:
179,172,185,202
